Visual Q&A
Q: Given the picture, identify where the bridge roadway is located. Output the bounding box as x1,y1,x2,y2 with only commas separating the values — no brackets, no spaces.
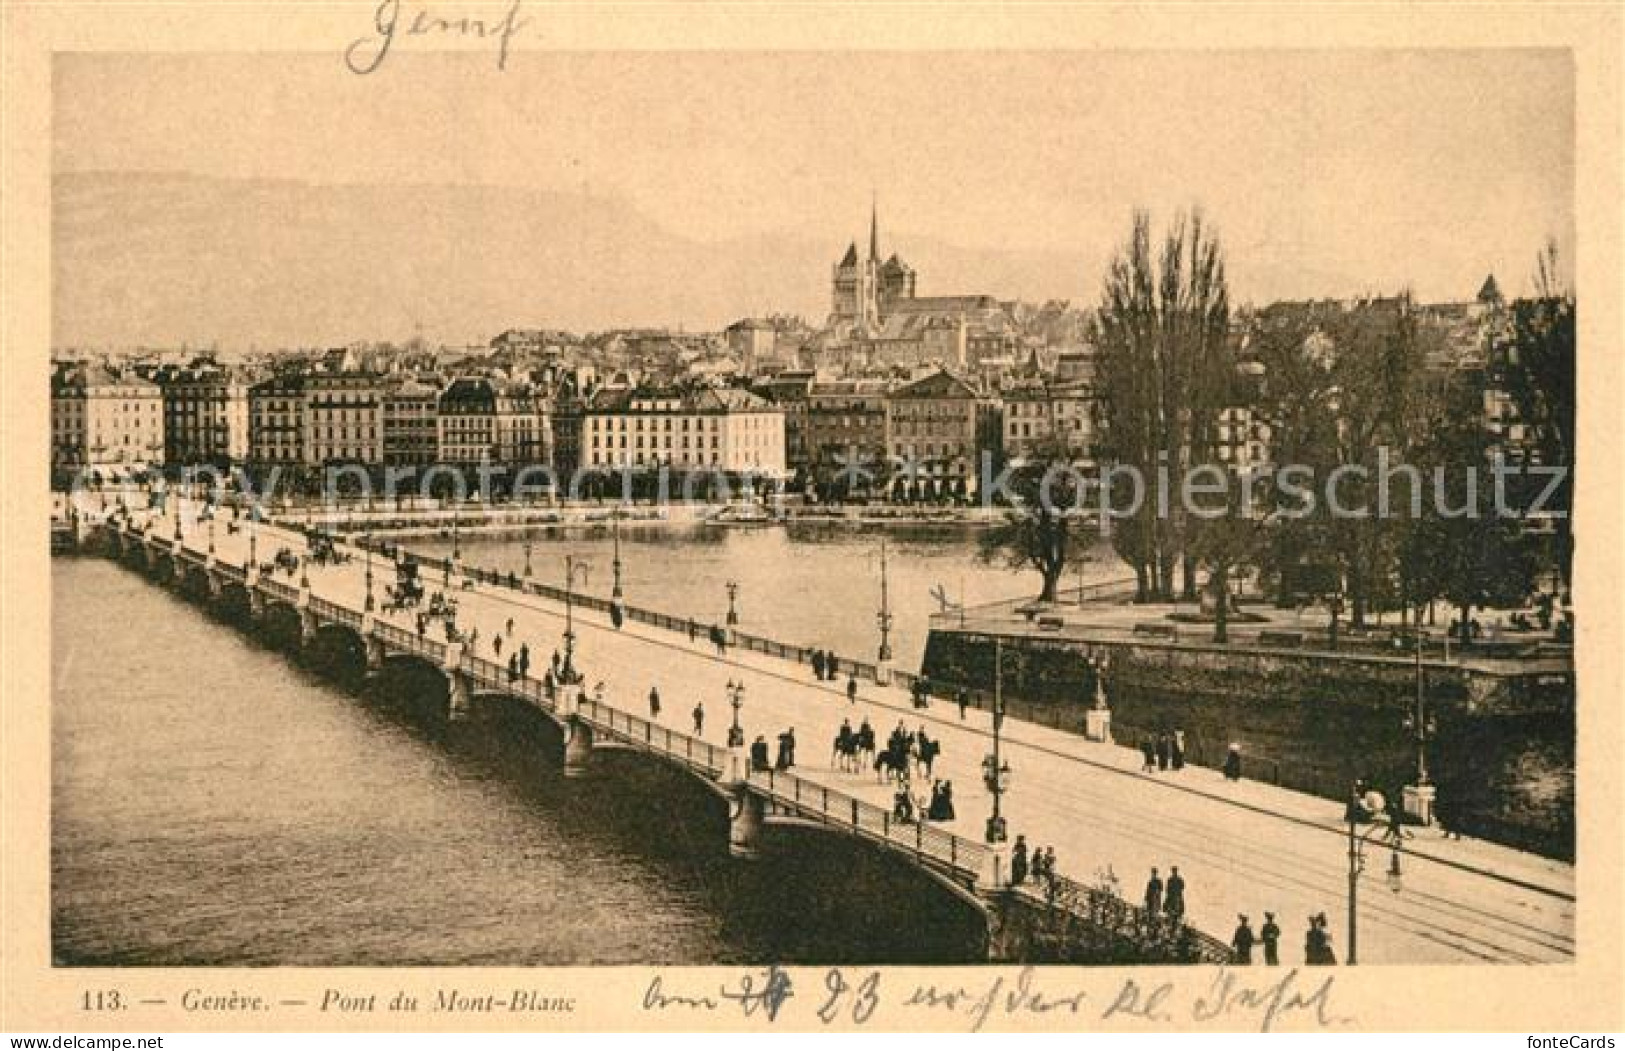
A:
132,502,1574,965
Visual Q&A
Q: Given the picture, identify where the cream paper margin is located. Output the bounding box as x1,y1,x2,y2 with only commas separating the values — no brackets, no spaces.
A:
2,0,1620,1034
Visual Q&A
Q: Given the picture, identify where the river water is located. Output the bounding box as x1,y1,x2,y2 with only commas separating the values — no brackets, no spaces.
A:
52,556,989,966
413,522,1121,669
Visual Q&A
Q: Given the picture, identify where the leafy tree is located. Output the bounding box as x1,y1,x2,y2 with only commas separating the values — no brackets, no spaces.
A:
978,438,1086,602
1093,209,1232,601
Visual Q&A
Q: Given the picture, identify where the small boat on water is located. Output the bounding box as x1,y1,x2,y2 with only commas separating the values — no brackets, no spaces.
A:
707,503,779,526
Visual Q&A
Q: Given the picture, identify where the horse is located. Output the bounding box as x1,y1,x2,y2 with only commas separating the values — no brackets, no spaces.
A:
874,743,910,785
831,727,861,773
916,737,942,779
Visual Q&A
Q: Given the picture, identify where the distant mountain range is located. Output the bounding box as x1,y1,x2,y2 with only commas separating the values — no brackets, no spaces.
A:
53,171,1367,352
52,172,1103,351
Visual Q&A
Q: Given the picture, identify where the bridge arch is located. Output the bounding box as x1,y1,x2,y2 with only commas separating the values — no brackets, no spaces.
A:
216,581,254,624
759,815,991,920
150,549,177,584
369,652,452,725
259,600,304,653
306,622,369,688
179,563,213,602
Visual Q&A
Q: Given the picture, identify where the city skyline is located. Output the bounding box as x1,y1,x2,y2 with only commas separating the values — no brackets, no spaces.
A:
54,50,1573,349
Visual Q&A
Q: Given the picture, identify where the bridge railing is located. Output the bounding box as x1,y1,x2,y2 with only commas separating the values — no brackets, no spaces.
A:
1037,871,1235,964
577,696,730,778
309,595,364,630
370,619,448,662
458,652,554,710
215,561,248,583
258,577,301,604
739,764,989,881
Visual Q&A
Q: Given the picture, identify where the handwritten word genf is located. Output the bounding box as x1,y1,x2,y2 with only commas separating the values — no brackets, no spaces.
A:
346,0,529,75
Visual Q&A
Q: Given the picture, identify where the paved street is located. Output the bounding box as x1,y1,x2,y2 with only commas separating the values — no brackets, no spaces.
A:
151,501,1576,965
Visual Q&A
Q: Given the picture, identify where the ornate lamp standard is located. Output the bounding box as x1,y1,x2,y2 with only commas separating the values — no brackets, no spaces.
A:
1346,784,1404,965
562,555,591,682
1402,631,1438,823
981,637,1013,844
611,505,626,612
876,536,893,664
726,679,746,748
364,531,376,612
725,580,740,626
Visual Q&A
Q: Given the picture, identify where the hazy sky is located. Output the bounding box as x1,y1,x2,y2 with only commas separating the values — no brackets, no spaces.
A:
55,49,1573,321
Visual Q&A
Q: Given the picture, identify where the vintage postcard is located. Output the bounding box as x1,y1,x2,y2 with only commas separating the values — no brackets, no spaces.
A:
3,0,1622,1036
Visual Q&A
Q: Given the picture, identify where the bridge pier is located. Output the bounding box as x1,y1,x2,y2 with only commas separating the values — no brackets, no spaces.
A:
360,617,385,671
727,788,765,858
298,605,319,647
562,717,594,778
443,643,472,722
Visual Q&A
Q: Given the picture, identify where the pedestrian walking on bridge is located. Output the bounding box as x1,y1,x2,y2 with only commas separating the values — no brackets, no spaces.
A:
1261,912,1281,965
1164,866,1185,924
1231,915,1256,964
1144,868,1163,915
649,686,661,720
847,673,858,704
692,702,705,736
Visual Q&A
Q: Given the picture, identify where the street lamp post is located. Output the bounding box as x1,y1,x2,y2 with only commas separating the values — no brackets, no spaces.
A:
877,536,893,663
1403,632,1438,823
208,517,216,555
1346,784,1405,966
364,532,375,612
562,555,591,682
248,523,257,570
726,580,740,626
727,679,745,748
523,540,533,579
611,507,625,604
982,637,1012,845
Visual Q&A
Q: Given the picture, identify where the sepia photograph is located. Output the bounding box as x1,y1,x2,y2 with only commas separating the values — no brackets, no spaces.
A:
6,2,1623,1037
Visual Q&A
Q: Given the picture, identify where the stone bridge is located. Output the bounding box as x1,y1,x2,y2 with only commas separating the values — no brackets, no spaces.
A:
92,519,1229,966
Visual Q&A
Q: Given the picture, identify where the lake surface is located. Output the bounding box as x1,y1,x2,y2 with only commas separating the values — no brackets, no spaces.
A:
51,556,986,966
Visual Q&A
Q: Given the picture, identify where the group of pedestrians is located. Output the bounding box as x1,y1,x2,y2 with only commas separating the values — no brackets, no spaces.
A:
748,728,798,772
1009,835,1058,891
810,649,841,682
1142,865,1188,925
1229,911,1336,966
1139,729,1187,773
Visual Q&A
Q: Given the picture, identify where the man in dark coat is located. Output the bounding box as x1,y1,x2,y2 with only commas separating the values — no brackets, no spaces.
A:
1231,915,1256,964
1010,836,1029,886
1164,866,1186,923
1140,736,1157,773
1156,731,1171,771
1144,868,1164,915
1224,743,1243,782
648,686,661,720
750,735,770,772
812,649,826,681
1261,912,1281,965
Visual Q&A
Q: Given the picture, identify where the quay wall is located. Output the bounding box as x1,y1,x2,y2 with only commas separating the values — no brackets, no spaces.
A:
921,628,1575,860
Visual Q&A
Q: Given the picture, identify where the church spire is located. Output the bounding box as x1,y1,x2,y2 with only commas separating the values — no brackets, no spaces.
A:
869,192,879,262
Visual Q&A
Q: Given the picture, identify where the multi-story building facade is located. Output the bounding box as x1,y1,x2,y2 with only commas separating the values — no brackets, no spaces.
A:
582,386,786,477
51,363,166,476
382,378,441,467
1002,379,1099,464
248,375,306,468
437,378,552,468
752,370,814,476
159,366,251,466
304,372,383,466
884,369,1002,499
803,378,892,488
